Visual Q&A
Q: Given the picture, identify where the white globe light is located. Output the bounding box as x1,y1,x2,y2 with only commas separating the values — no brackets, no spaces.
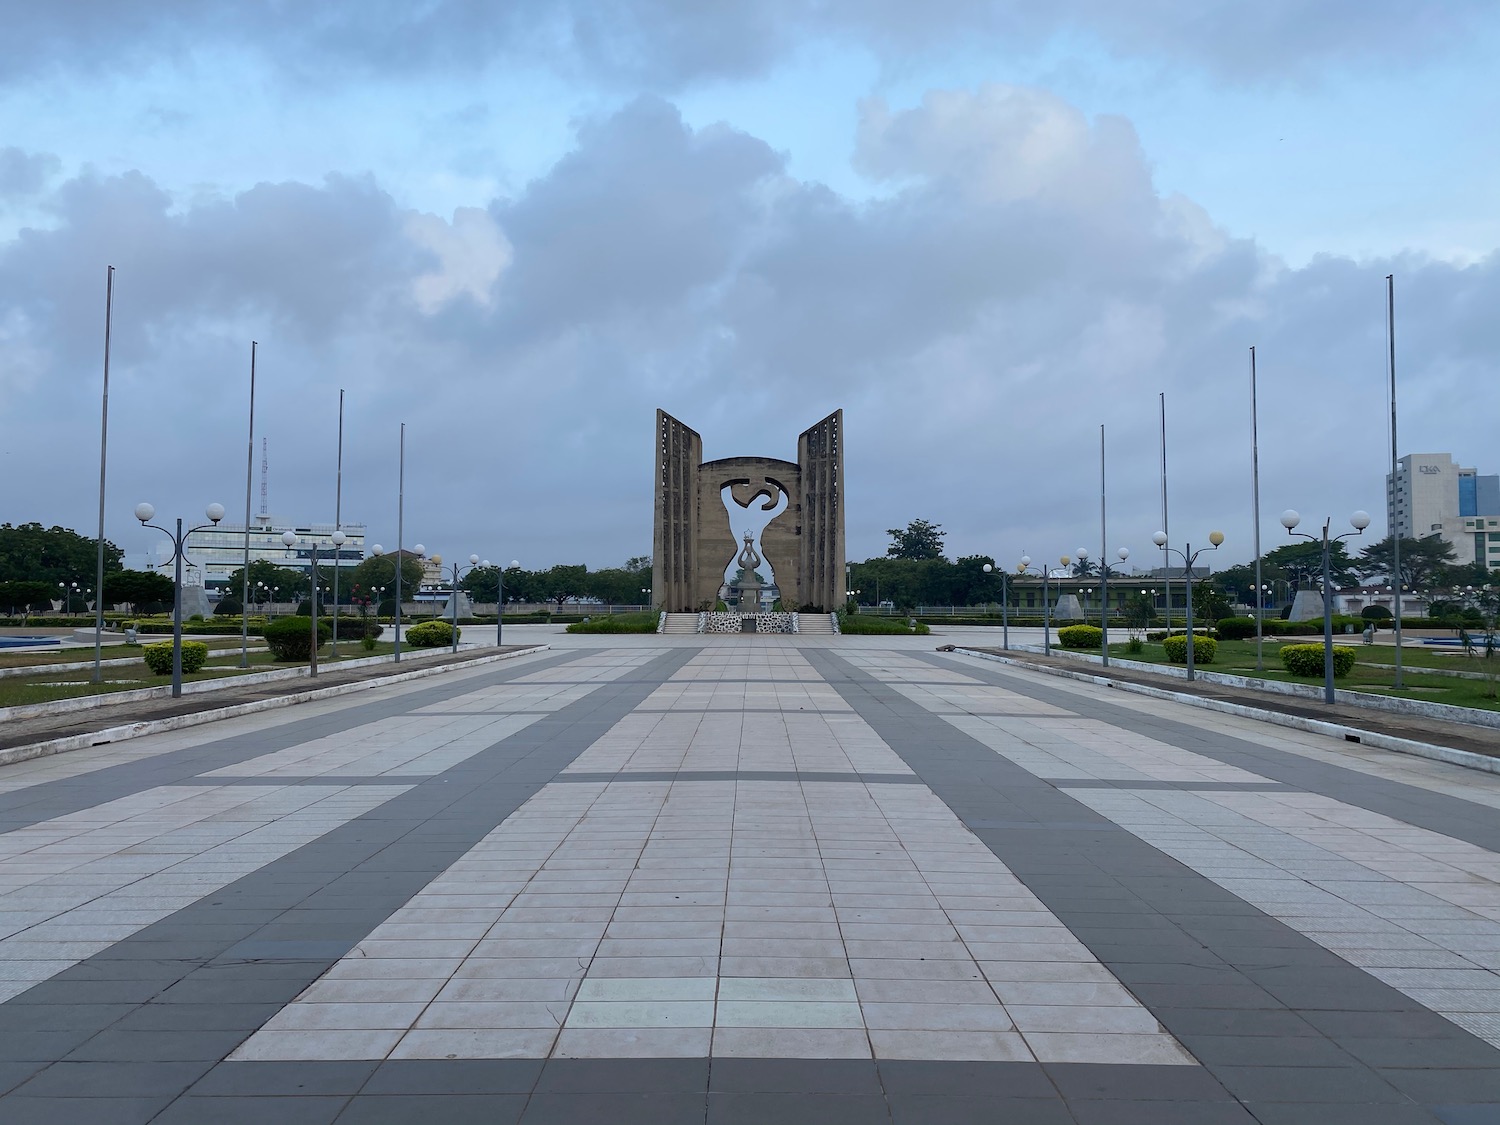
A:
205,503,225,523
413,544,426,557
481,560,491,568
134,502,155,523
1209,530,1225,547
332,530,347,546
469,554,480,565
1280,509,1301,530
1020,555,1031,567
982,563,993,574
371,544,384,556
1077,547,1088,558
1152,531,1167,547
281,530,297,547
1350,510,1371,530
509,559,519,568
1117,547,1130,561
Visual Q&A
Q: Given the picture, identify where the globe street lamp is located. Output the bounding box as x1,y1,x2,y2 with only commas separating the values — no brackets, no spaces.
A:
135,501,225,697
1101,547,1130,668
496,561,519,647
1016,555,1055,655
328,529,347,657
1281,510,1370,703
981,563,1011,650
1151,530,1225,681
282,530,329,677
444,555,488,653
372,543,426,663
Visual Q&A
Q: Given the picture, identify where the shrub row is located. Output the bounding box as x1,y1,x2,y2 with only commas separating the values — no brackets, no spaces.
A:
262,617,332,661
1281,643,1357,677
406,620,458,647
142,641,209,675
1162,635,1217,664
1057,625,1103,649
837,612,931,636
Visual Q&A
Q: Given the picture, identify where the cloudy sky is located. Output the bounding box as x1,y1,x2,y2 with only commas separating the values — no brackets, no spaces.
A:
4,1,1499,576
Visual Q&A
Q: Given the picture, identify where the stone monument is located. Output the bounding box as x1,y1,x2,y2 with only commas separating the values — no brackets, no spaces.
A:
734,531,764,613
652,409,845,613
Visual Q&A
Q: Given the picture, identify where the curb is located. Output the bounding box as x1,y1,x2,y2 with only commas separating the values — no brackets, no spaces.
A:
0,645,551,769
0,644,494,723
950,647,1500,777
995,645,1500,731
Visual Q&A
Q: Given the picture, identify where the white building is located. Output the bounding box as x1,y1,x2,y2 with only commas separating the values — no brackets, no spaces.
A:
159,515,367,594
1387,453,1500,566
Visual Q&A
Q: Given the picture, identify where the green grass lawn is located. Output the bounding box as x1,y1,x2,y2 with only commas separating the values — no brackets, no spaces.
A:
0,641,407,708
839,613,930,636
1095,637,1500,712
566,612,661,634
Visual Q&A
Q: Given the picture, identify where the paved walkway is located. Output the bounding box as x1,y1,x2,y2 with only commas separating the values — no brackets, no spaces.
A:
1,634,1499,1122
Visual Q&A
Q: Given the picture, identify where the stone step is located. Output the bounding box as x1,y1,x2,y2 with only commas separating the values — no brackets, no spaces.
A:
796,613,835,635
660,613,701,635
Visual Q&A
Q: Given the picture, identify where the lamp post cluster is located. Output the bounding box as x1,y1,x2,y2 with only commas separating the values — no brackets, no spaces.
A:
1150,530,1224,681
134,501,225,697
1281,509,1371,703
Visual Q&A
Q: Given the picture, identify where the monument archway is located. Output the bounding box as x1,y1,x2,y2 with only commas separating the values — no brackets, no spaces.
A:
652,409,845,613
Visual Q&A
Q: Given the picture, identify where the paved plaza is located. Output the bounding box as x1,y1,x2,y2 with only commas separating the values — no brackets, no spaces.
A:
1,634,1500,1122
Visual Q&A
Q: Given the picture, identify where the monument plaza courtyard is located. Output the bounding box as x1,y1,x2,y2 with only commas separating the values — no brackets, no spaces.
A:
1,631,1499,1122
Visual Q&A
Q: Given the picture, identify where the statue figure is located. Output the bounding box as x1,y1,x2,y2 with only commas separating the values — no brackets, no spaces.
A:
736,531,763,613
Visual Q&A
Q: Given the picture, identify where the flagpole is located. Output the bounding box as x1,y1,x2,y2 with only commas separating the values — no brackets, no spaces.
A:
92,266,115,684
1251,346,1263,671
240,341,257,668
1160,392,1170,629
1389,275,1403,688
332,389,344,656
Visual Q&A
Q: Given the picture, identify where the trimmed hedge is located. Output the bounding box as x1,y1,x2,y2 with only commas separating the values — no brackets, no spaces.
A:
263,616,331,661
1281,643,1356,677
407,620,457,647
1214,616,1257,640
1057,625,1103,649
837,612,930,636
1163,634,1217,664
566,612,660,634
142,641,208,675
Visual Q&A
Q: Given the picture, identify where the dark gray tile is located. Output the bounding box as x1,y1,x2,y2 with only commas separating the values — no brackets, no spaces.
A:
707,1091,889,1125
154,1095,351,1124
888,1093,1075,1125
0,1094,173,1125
334,1093,525,1124
1068,1100,1258,1125
190,1061,380,1097
708,1058,876,1093
523,1091,707,1125
875,1060,1056,1098
365,1060,542,1095
1210,1064,1405,1103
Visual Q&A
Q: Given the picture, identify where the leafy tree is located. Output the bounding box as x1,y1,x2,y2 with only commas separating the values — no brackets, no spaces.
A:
102,569,175,610
1261,540,1357,591
1122,591,1157,631
0,580,56,616
951,556,1001,606
1192,582,1234,622
1436,560,1500,589
541,564,588,612
586,567,651,606
347,555,423,602
222,560,309,602
0,522,123,585
1357,534,1456,591
1069,557,1099,578
886,519,946,561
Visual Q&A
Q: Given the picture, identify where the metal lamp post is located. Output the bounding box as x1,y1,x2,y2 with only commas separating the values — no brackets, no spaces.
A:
1151,530,1225,681
328,529,347,657
498,561,518,647
1016,555,1053,655
981,563,1010,650
135,501,226,697
1101,547,1129,667
1281,510,1371,703
282,530,326,677
445,555,487,654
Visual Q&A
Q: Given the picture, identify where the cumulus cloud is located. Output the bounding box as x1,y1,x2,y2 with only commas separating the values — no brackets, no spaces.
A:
0,1,1489,90
405,207,511,314
1,93,1497,576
